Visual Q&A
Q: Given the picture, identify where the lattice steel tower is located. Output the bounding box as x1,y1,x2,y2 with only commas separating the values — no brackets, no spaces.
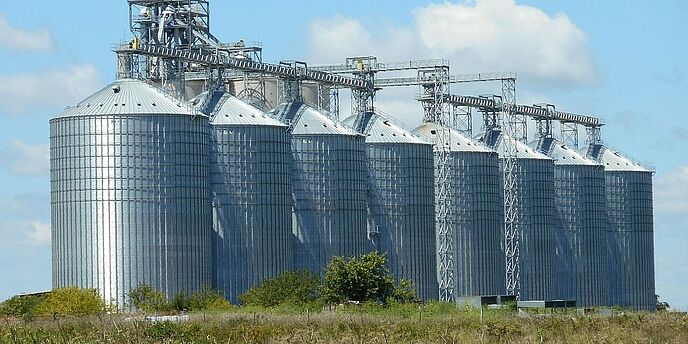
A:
500,78,521,297
418,67,454,301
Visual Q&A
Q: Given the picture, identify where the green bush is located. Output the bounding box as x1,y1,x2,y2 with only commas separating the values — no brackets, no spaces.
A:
128,283,169,313
392,278,417,303
172,290,191,312
189,286,232,311
36,287,105,316
0,293,47,320
239,270,321,308
321,252,397,304
0,287,106,319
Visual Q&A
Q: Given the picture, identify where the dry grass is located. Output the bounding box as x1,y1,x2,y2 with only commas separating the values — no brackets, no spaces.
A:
1,308,687,343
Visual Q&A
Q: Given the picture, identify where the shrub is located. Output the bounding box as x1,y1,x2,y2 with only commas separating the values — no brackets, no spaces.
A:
392,278,417,304
321,252,396,304
239,270,321,308
172,290,191,312
189,286,232,311
128,283,168,313
36,287,106,316
0,293,47,320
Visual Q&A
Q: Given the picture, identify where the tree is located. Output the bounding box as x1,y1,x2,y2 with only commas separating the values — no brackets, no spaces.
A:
239,270,321,308
321,252,397,304
128,283,168,313
656,294,671,312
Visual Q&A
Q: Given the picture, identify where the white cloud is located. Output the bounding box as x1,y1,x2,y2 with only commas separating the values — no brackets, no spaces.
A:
307,0,598,88
308,16,420,63
26,221,51,244
0,141,49,176
415,0,597,86
0,64,102,115
654,166,688,215
0,15,54,52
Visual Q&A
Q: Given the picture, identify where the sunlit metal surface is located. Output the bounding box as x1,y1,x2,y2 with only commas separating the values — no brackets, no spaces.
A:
344,113,438,301
192,91,294,303
588,145,655,310
270,102,370,274
51,79,211,307
484,129,557,301
538,138,608,307
416,123,506,298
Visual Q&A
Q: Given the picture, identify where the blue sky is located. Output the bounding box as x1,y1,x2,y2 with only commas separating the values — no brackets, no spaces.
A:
0,0,685,309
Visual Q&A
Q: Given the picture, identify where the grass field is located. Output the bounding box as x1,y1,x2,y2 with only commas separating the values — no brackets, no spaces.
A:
1,305,687,343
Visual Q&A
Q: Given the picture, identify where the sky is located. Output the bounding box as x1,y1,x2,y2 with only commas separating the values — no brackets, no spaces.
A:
0,0,686,309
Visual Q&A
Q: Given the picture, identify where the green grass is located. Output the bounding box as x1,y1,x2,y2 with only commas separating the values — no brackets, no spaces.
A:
1,307,686,343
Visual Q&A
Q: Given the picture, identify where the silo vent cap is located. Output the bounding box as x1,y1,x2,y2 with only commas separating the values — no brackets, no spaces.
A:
112,85,121,93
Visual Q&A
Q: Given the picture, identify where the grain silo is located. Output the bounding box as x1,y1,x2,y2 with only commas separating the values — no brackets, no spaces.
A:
587,144,655,310
269,102,370,273
190,90,293,303
537,137,608,307
342,112,437,301
50,79,211,307
483,129,557,301
414,123,506,298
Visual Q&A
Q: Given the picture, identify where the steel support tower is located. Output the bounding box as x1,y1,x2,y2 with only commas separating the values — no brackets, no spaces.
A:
417,67,454,301
499,78,521,297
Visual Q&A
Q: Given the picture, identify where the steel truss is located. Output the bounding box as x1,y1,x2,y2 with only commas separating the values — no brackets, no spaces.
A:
417,67,454,302
500,78,521,297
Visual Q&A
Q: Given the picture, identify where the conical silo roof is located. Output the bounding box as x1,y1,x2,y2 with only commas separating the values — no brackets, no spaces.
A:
483,129,551,160
269,102,359,136
55,79,193,118
413,122,494,152
342,113,430,144
537,137,598,166
587,145,652,172
190,90,286,127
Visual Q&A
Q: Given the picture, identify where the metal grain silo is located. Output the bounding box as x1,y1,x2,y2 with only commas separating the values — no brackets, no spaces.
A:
483,129,557,301
342,113,437,301
191,90,293,303
414,123,506,298
50,79,211,307
270,102,370,274
587,144,655,310
537,138,608,307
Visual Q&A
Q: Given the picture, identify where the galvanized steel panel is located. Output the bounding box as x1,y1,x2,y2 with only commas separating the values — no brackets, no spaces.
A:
205,92,294,303
56,79,192,118
590,145,655,310
538,138,609,306
551,163,608,306
345,114,437,301
272,103,371,274
416,124,506,298
485,130,558,301
50,85,212,308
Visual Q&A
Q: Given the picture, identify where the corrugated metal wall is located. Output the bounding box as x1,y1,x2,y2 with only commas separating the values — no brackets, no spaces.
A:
451,149,506,297
346,113,438,301
50,80,211,307
273,102,371,274
588,145,655,310
538,139,609,306
606,171,655,310
206,92,294,303
553,164,608,306
485,129,557,301
516,157,558,301
415,124,505,298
